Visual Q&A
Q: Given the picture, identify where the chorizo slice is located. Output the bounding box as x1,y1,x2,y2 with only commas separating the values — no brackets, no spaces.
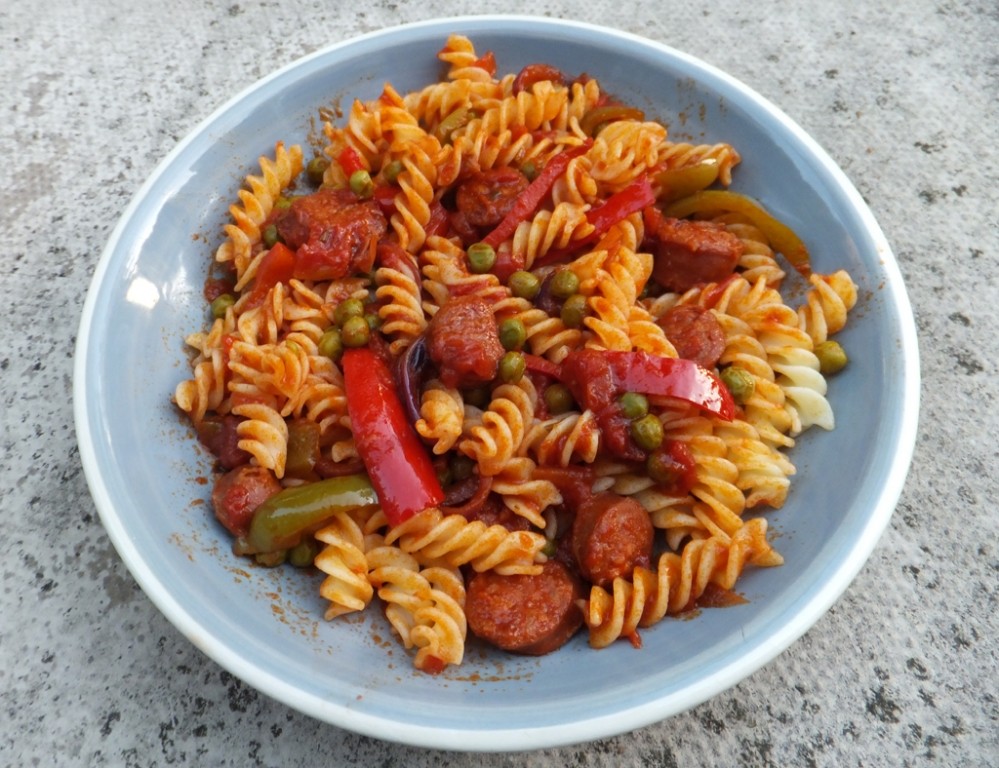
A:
571,492,653,588
455,167,529,228
650,216,743,293
273,187,387,281
211,465,282,537
465,560,584,655
426,294,504,389
657,304,726,368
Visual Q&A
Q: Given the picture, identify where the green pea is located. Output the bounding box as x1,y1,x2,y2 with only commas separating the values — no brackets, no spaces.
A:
467,242,496,274
254,550,287,567
365,312,382,332
288,539,319,568
560,294,589,329
498,351,526,384
349,169,374,198
508,270,541,300
543,383,574,415
618,392,649,420
450,454,476,482
498,317,527,351
521,161,538,181
262,223,280,249
382,159,403,184
306,156,330,186
720,366,755,404
550,269,580,299
646,449,680,487
815,340,848,375
630,413,664,452
274,196,293,211
333,297,365,327
463,386,491,409
317,328,343,361
340,315,371,348
541,539,558,558
436,464,453,488
210,293,235,319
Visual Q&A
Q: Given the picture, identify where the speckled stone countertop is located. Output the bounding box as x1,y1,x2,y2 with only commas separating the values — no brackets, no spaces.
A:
3,1,997,765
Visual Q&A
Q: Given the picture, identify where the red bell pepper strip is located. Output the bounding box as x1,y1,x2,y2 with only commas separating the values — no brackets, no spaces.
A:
607,350,735,421
372,184,398,216
337,146,366,177
342,347,444,526
481,141,592,250
533,176,655,268
585,177,656,234
523,353,564,382
425,200,450,239
563,349,735,421
472,51,497,78
243,241,296,309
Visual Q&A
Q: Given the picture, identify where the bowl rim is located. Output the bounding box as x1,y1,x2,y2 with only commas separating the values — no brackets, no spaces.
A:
73,14,920,751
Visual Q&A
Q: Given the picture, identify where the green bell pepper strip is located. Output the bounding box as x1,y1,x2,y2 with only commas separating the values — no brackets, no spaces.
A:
238,474,378,555
663,190,812,277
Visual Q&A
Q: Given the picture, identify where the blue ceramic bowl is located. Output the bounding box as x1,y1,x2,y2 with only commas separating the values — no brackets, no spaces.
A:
74,16,919,751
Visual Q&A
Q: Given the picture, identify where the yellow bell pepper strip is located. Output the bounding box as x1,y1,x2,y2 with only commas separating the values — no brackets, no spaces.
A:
236,474,378,555
663,190,811,277
579,104,645,137
342,347,445,526
653,160,721,204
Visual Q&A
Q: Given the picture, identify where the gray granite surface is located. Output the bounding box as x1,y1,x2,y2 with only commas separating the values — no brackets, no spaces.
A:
3,0,997,765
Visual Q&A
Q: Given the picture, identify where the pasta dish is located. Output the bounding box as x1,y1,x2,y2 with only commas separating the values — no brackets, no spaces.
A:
173,35,857,673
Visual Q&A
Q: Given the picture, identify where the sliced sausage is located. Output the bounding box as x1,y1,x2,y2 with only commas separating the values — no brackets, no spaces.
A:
465,560,584,655
455,167,529,228
650,216,743,293
211,465,282,537
657,304,726,368
273,187,387,281
426,294,504,389
571,492,653,588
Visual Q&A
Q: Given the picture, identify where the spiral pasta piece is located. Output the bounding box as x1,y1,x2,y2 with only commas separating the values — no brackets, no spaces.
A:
509,202,595,270
384,508,546,576
215,142,303,282
582,517,780,648
657,141,741,186
437,33,499,83
503,296,582,363
314,508,377,619
797,270,859,344
408,566,467,671
375,266,427,355
459,376,538,476
490,456,562,528
586,120,668,192
523,409,601,467
415,380,465,455
231,402,289,477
